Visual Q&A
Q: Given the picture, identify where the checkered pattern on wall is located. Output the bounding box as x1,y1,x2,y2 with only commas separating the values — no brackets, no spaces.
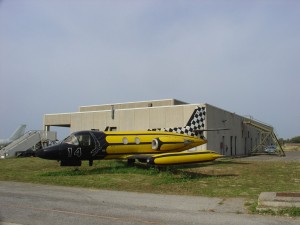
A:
148,106,206,139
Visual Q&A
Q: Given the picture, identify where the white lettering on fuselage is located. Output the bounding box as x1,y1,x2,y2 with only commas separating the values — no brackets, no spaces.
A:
67,147,82,158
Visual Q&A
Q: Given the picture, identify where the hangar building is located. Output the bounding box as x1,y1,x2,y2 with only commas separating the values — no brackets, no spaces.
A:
43,99,283,156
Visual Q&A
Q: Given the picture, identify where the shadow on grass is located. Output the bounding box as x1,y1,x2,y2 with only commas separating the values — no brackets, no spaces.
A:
39,166,138,177
39,160,238,180
172,160,250,170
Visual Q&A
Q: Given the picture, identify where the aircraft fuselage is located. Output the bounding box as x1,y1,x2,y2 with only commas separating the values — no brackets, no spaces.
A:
36,130,213,166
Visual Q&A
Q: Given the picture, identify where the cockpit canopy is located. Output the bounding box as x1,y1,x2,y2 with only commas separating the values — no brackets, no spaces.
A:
63,134,79,145
62,133,94,147
62,131,105,147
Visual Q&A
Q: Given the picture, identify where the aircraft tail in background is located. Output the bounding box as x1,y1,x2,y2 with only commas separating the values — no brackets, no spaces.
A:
9,124,26,140
0,125,26,148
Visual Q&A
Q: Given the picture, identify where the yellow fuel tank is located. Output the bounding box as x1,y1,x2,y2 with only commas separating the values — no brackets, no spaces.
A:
148,150,222,165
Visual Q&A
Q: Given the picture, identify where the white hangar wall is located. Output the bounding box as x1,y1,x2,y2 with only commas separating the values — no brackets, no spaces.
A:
69,104,201,134
44,99,275,156
205,104,264,156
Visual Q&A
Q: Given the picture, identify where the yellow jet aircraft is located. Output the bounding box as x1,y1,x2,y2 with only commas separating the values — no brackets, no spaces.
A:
36,107,223,166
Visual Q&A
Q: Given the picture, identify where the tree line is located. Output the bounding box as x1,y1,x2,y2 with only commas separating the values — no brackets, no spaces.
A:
279,136,300,144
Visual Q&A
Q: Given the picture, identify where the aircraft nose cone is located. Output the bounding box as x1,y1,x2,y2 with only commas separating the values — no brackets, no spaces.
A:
36,145,60,160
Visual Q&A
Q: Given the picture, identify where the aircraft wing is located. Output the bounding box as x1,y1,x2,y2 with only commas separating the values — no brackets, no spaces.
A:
194,128,230,132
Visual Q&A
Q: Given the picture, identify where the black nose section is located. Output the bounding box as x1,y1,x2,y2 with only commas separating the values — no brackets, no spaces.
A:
36,145,60,160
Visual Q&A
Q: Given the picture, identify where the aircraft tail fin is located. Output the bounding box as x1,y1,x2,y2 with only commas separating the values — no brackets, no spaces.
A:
9,125,26,141
148,106,206,138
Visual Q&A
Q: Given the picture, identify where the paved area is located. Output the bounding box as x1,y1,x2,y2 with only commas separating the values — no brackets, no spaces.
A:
1,181,299,225
258,192,300,209
236,151,300,162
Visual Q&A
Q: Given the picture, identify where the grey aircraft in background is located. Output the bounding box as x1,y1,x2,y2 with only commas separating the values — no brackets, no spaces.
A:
0,125,26,149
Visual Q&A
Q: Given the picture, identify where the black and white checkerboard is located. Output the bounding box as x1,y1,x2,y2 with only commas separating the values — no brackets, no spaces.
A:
148,106,206,138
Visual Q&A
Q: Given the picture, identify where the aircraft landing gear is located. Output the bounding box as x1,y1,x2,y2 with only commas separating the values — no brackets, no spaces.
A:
127,158,135,167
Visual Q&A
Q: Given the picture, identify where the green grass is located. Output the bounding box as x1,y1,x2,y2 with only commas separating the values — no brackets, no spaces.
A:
277,207,300,217
248,201,300,217
0,157,299,199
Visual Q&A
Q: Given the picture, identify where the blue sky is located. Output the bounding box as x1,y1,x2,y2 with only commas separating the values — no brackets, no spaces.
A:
0,0,299,139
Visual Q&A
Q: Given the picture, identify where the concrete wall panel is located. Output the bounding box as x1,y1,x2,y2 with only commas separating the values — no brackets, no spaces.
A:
105,110,119,129
79,99,187,112
165,106,184,127
44,113,71,126
118,110,135,131
149,107,166,129
81,112,94,130
70,113,82,133
134,108,150,130
93,111,107,131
